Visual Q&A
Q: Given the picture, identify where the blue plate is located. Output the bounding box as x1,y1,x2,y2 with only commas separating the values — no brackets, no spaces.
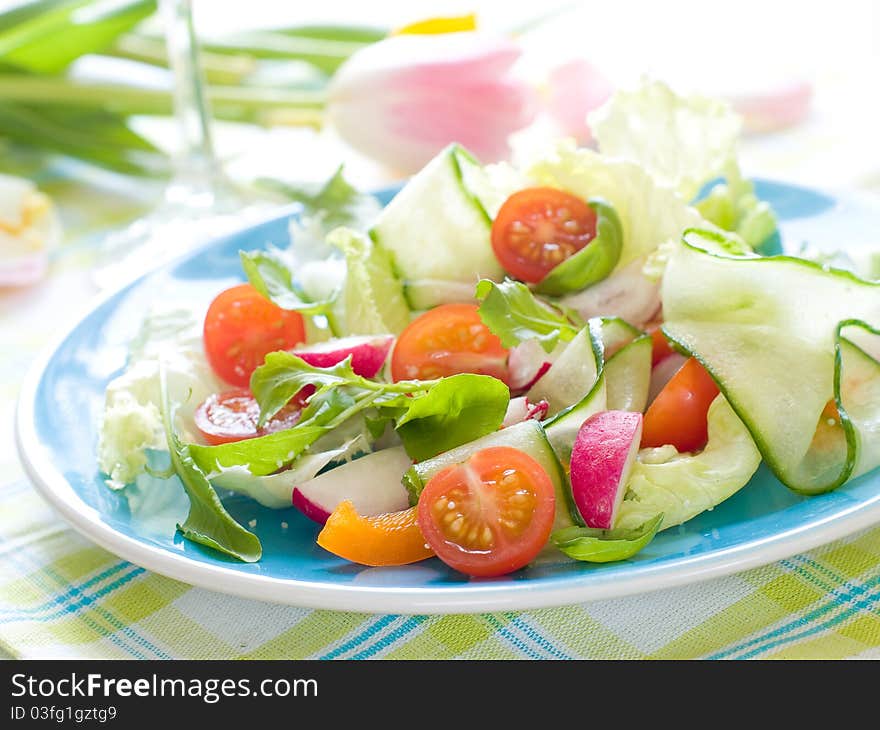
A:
15,180,880,614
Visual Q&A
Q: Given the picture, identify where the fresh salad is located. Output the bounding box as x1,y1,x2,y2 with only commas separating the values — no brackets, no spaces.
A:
97,79,880,578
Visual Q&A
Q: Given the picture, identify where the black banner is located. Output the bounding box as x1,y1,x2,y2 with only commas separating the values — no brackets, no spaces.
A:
0,659,849,724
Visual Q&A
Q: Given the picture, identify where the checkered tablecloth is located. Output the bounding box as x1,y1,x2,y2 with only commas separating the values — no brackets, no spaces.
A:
4,110,880,660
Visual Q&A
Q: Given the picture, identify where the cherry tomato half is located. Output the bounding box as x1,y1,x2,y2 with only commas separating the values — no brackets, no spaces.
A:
390,303,509,383
641,358,720,452
491,187,597,283
203,283,306,387
416,446,556,577
194,388,307,445
647,321,676,366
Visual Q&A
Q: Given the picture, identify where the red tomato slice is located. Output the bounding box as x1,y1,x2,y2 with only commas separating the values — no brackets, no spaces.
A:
641,358,720,452
194,388,306,445
390,303,509,382
416,446,556,577
491,187,598,283
646,321,676,366
203,283,306,387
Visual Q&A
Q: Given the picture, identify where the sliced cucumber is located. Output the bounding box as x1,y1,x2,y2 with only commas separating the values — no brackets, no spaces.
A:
402,419,581,531
542,372,606,464
403,279,478,311
370,144,504,309
841,332,880,479
605,334,652,412
526,323,603,416
599,316,643,354
662,229,880,494
540,317,649,460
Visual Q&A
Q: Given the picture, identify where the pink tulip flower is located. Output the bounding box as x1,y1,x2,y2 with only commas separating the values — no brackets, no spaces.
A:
727,77,812,133
327,32,538,173
544,58,614,144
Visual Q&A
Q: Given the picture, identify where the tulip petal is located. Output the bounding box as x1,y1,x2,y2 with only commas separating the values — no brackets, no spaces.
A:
328,32,538,172
545,58,614,143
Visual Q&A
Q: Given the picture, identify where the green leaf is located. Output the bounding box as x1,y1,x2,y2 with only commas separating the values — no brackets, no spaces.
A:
272,23,387,44
159,365,261,563
476,278,581,352
552,513,663,563
590,78,742,202
246,352,509,468
257,166,379,231
395,374,510,461
0,102,167,177
201,30,370,75
327,226,410,335
0,0,157,74
188,422,332,477
535,198,624,296
696,165,777,250
240,249,337,315
250,351,362,426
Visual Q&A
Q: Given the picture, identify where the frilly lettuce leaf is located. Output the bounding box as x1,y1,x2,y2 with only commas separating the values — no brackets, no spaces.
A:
589,78,776,248
98,308,222,489
695,165,777,250
615,394,760,531
327,227,410,335
589,78,742,202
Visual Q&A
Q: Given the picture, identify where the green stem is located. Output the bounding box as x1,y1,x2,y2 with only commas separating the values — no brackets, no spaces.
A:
200,31,370,74
108,33,258,86
0,74,326,124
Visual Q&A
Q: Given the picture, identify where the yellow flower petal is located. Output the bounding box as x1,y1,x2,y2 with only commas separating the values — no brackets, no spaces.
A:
392,14,477,36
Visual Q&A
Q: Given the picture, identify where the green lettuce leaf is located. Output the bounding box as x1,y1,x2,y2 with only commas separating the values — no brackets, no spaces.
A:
246,351,509,464
588,79,776,249
476,278,581,352
240,248,338,315
535,198,623,296
159,366,261,562
250,351,364,426
257,165,380,232
615,394,761,530
552,513,663,563
327,226,410,335
395,374,510,461
696,165,777,250
189,422,333,477
589,78,742,202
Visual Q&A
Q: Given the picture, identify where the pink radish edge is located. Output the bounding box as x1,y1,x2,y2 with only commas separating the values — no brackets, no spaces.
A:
570,410,643,529
292,488,331,525
293,334,394,378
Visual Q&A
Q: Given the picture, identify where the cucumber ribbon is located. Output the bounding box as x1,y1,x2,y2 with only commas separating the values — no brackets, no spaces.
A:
663,228,880,494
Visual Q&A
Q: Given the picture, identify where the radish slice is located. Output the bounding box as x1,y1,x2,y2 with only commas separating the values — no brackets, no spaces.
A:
291,446,412,524
570,410,643,529
507,338,557,393
647,353,687,406
501,396,550,428
561,256,661,328
292,334,394,378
